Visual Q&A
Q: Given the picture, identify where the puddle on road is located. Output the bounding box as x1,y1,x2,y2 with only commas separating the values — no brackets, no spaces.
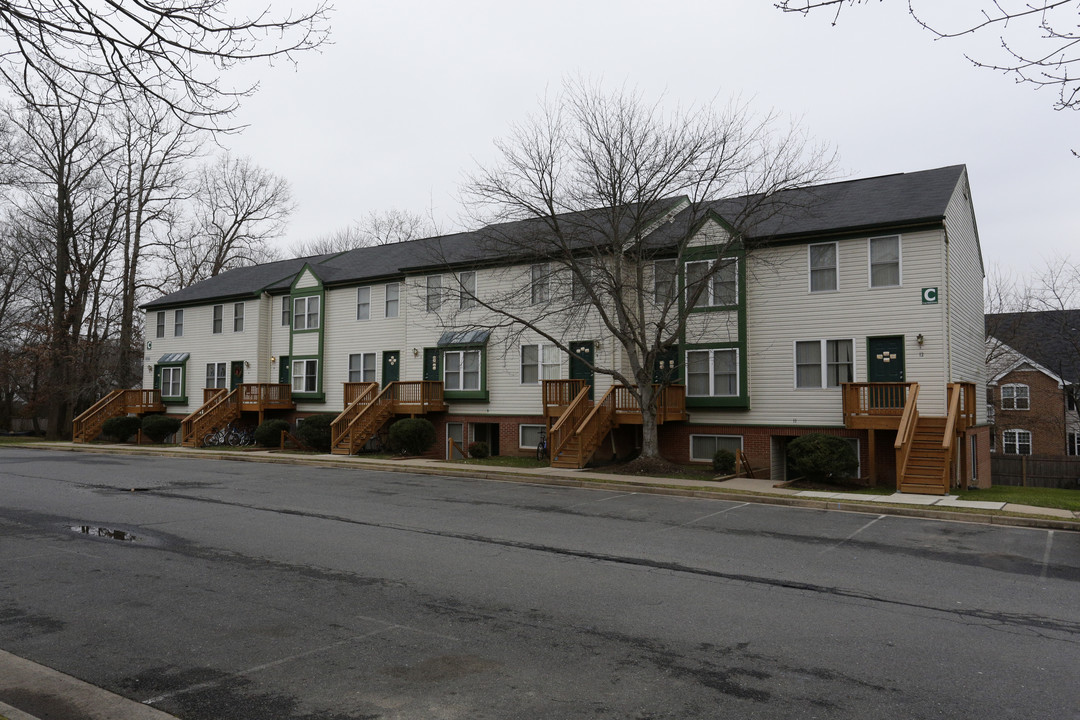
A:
70,525,138,542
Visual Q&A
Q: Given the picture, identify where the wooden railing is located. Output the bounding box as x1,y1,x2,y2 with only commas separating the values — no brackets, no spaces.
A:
842,382,916,428
239,383,293,409
574,386,618,466
331,382,380,450
893,384,921,482
72,389,165,442
392,380,446,411
542,379,586,414
204,387,227,404
610,384,688,423
941,382,977,491
549,385,592,463
181,387,240,446
344,381,379,406
331,381,446,455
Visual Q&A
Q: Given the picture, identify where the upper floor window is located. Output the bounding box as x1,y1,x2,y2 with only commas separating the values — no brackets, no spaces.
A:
531,263,550,304
795,339,853,389
281,296,291,326
293,296,319,330
444,349,481,391
212,305,223,334
686,349,738,397
1001,383,1030,410
426,275,442,312
1067,387,1076,412
1068,432,1078,456
686,258,737,308
1002,429,1031,455
160,366,182,398
356,287,370,320
385,283,400,317
205,362,227,389
654,259,676,304
349,353,376,383
155,311,165,338
233,302,245,332
174,309,184,337
809,242,837,292
869,235,901,288
521,343,559,384
459,272,477,309
572,259,597,302
292,359,318,393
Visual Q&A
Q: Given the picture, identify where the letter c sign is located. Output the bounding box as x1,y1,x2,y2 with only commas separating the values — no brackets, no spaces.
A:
921,287,938,304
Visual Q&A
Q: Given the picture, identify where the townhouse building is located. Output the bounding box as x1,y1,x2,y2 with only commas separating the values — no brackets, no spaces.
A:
77,164,990,493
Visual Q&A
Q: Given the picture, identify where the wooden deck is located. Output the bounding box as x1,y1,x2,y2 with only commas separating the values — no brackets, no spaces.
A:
331,381,447,455
72,389,166,442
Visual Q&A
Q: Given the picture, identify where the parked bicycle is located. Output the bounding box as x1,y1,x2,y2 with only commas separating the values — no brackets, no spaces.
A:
536,429,548,461
202,421,256,448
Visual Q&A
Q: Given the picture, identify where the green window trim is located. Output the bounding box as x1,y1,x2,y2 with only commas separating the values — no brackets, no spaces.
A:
155,362,188,405
440,344,489,402
681,342,749,409
289,355,325,402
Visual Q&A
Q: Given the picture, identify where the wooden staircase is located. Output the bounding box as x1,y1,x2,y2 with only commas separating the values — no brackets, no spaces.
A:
547,383,688,469
330,381,446,455
181,387,240,446
893,382,977,495
72,389,165,442
899,417,950,494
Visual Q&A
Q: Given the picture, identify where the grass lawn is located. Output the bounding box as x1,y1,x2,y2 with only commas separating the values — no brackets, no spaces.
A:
0,435,46,445
450,456,548,469
955,486,1080,512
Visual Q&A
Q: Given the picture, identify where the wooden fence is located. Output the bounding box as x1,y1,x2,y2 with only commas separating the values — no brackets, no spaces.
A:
990,454,1080,489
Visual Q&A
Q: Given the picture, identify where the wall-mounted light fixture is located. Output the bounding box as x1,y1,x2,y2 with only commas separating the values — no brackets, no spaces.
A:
412,347,419,358
270,356,276,364
244,360,251,368
147,364,153,372
916,334,925,346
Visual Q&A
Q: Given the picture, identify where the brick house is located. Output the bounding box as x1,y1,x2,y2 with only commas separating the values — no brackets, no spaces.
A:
986,310,1080,457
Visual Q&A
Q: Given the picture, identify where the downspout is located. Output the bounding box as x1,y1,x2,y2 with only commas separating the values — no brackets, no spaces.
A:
943,224,952,383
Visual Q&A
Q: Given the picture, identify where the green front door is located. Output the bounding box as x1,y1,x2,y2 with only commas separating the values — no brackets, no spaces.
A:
867,336,905,382
652,346,680,385
382,351,400,386
423,348,440,382
278,355,290,385
230,361,244,390
569,341,595,400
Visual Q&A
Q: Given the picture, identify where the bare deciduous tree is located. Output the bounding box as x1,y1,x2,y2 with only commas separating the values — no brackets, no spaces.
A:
292,209,434,257
445,81,836,463
0,0,330,128
154,153,291,292
776,1,1080,118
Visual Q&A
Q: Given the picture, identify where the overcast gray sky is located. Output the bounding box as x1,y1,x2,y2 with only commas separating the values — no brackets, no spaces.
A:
226,0,1075,280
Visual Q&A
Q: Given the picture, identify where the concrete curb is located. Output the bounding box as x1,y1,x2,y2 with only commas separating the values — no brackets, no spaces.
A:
10,442,1079,532
0,649,178,720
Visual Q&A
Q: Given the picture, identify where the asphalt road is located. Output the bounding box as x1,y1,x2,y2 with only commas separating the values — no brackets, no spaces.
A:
1,447,1078,719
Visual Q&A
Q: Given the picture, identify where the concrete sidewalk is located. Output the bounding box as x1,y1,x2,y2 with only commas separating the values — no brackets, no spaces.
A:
10,441,1080,530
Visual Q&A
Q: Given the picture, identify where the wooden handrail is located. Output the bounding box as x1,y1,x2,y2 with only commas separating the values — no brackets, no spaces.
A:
204,387,227,404
575,386,617,465
72,389,125,442
549,385,592,462
331,382,379,448
893,383,920,482
942,383,962,451
542,379,586,408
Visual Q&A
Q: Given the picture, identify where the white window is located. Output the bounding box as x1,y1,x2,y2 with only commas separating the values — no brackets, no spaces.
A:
291,359,318,393
1068,432,1078,456
519,424,546,449
205,362,227,389
531,263,549,304
444,349,481,391
572,259,597,302
293,296,320,330
686,258,737,308
690,434,743,462
155,311,165,338
809,242,837,292
1001,384,1030,410
233,302,245,332
795,339,854,389
686,349,738,397
869,235,901,288
212,304,223,334
459,272,477,309
356,287,370,320
426,275,442,312
348,353,376,383
521,343,560,384
385,283,399,317
281,296,290,326
1002,429,1032,455
654,259,676,304
160,366,182,398
173,309,184,337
